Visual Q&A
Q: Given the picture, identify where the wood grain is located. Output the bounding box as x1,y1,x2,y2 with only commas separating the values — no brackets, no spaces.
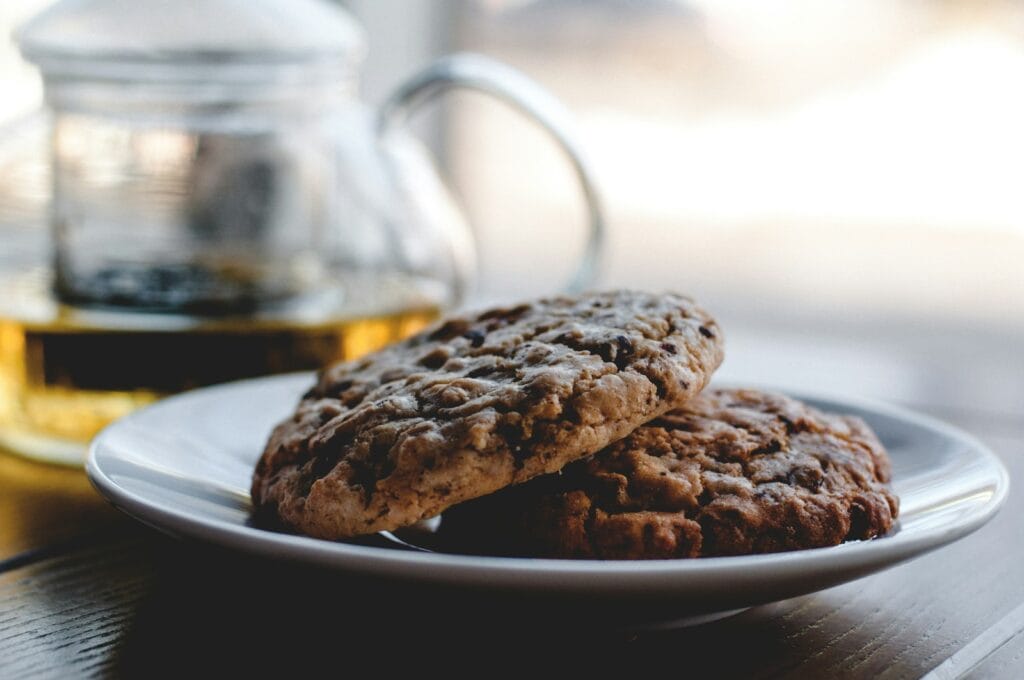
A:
0,428,1019,677
0,537,153,679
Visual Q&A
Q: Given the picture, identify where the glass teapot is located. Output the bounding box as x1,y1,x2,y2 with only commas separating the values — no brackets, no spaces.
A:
0,0,604,463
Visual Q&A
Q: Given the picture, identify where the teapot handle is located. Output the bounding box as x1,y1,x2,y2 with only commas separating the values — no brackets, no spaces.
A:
377,53,605,293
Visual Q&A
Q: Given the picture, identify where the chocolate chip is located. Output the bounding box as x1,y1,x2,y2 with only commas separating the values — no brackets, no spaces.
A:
462,329,486,348
467,365,494,379
660,342,677,354
497,419,529,469
846,503,869,539
699,325,715,338
612,335,634,370
478,303,530,322
752,440,782,456
418,348,448,369
428,319,470,341
650,376,669,398
315,407,341,426
327,379,353,394
345,458,378,507
786,468,824,490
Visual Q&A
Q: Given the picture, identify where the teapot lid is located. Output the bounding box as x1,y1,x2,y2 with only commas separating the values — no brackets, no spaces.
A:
16,0,366,83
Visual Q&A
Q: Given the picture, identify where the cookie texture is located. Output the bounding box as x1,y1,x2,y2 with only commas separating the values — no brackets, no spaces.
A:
251,291,724,539
439,388,899,559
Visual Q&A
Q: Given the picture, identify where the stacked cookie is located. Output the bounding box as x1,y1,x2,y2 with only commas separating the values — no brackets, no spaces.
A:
251,291,898,559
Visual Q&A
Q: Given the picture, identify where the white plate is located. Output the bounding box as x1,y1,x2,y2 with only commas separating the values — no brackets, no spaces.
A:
87,373,1009,628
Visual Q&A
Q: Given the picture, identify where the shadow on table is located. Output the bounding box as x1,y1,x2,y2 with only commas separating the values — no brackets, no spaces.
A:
113,539,865,677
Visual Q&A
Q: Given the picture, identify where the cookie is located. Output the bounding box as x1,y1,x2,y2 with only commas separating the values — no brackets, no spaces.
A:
251,290,724,539
439,388,899,559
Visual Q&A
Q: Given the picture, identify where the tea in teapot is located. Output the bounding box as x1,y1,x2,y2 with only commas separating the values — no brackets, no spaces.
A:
0,0,603,463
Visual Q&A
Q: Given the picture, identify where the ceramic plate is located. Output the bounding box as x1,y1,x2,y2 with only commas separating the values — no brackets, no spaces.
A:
87,373,1008,627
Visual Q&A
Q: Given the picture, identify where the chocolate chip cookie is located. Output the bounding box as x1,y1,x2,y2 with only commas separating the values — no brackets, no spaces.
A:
251,291,724,539
439,388,899,559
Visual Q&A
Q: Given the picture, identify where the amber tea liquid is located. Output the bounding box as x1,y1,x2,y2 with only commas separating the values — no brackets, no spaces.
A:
0,270,441,464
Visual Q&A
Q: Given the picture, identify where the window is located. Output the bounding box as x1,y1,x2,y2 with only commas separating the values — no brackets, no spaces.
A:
439,0,1024,330
6,0,1023,332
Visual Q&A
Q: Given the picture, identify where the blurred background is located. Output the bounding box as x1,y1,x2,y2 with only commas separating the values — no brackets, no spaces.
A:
1,0,1022,447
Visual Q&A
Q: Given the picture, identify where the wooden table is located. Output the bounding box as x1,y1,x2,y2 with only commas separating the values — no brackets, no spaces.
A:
1,319,1021,678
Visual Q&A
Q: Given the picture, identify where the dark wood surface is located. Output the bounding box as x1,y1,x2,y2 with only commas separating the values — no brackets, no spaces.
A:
1,323,1021,678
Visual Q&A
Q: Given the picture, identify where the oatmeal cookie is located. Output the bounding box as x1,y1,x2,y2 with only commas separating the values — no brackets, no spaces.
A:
251,290,724,538
439,388,899,559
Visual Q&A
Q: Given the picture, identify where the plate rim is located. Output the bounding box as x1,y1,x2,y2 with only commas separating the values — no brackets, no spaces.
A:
86,372,1011,590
